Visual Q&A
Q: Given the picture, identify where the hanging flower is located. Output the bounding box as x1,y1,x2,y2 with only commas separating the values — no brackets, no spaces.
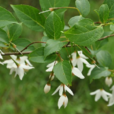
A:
71,51,89,72
58,94,68,109
105,77,113,87
90,89,112,101
3,55,34,80
44,84,51,93
46,61,58,72
52,84,74,96
86,64,96,76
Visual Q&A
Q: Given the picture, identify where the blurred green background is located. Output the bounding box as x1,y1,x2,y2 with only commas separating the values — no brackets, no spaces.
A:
0,0,114,114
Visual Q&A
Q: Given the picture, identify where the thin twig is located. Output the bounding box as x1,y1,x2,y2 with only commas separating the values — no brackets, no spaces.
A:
2,51,31,56
99,34,114,41
21,41,46,52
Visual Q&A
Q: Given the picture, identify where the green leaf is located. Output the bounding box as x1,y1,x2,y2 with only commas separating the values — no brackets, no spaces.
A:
68,16,84,27
13,38,35,51
75,0,90,17
8,23,22,41
54,60,72,84
44,39,66,57
104,0,114,9
110,24,114,31
45,12,63,39
0,29,9,43
29,47,56,63
41,36,49,47
90,67,111,80
39,0,70,16
11,5,45,31
64,25,104,46
0,6,17,27
98,4,109,23
109,4,114,18
96,50,112,68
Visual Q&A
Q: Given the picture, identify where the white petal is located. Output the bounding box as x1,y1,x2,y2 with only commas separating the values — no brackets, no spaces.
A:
108,96,114,106
63,96,68,108
105,77,112,87
58,96,65,109
72,67,85,79
101,92,108,101
16,66,24,80
65,85,74,96
0,50,4,54
80,58,90,65
21,64,34,70
52,85,61,95
78,51,88,59
71,58,77,67
44,84,51,93
0,54,3,59
95,92,101,101
103,90,112,96
47,61,57,68
46,66,53,72
26,59,33,66
110,86,114,91
77,59,83,72
10,68,16,75
90,90,100,95
71,52,76,59
59,86,63,96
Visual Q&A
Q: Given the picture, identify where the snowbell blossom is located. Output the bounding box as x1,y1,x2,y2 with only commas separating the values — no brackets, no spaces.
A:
71,51,90,72
90,89,112,101
52,84,74,96
3,55,34,80
86,64,96,76
105,77,113,87
58,94,68,109
46,61,58,72
44,84,51,93
72,67,85,79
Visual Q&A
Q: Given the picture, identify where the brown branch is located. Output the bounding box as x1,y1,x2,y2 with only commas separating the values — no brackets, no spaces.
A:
99,34,114,41
20,41,46,52
2,51,31,56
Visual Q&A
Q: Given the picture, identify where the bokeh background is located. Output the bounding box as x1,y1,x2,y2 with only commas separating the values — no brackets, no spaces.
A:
0,0,114,114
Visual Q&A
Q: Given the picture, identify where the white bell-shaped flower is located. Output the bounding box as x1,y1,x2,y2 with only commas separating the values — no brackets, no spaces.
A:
58,94,68,109
90,89,112,101
72,67,85,79
71,51,89,72
105,77,113,87
44,84,51,93
52,84,74,96
86,64,96,76
46,61,58,72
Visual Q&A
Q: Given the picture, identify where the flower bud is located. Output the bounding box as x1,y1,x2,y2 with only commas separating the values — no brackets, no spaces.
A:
44,84,51,94
105,77,113,87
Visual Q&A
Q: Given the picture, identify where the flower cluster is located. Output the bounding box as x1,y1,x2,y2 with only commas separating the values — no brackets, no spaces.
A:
0,51,34,80
44,51,96,108
90,77,114,106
